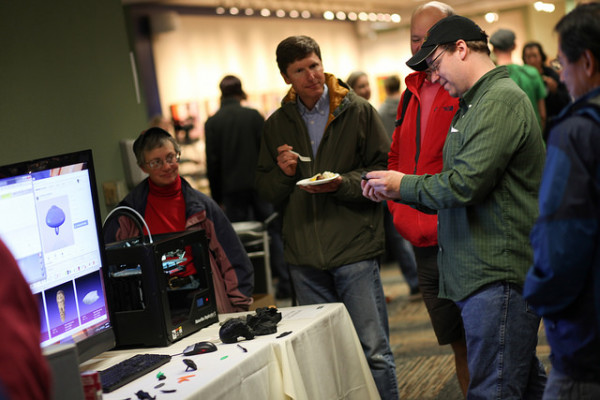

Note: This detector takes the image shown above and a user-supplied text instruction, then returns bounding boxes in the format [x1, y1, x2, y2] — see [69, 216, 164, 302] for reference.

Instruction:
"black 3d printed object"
[246, 307, 282, 335]
[218, 307, 283, 343]
[219, 318, 255, 344]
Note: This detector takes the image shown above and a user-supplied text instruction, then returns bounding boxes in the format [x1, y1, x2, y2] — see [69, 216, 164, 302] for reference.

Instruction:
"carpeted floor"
[381, 262, 551, 400]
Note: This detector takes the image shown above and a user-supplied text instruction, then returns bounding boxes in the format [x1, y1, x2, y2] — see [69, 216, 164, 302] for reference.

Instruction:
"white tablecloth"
[82, 303, 379, 400]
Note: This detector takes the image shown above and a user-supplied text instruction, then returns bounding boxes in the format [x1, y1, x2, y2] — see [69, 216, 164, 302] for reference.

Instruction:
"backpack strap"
[395, 89, 413, 127]
[394, 89, 422, 173]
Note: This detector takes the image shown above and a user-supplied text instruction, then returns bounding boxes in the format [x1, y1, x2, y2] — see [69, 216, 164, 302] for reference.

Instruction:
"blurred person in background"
[491, 28, 547, 131]
[205, 75, 291, 299]
[0, 238, 51, 400]
[522, 41, 571, 141]
[346, 71, 372, 100]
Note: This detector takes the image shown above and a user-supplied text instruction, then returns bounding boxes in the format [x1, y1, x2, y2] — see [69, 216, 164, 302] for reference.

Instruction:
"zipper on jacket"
[311, 195, 327, 267]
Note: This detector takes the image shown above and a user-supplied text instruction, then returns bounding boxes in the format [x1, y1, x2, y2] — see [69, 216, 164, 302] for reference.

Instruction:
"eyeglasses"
[550, 58, 563, 72]
[145, 152, 181, 170]
[427, 49, 446, 73]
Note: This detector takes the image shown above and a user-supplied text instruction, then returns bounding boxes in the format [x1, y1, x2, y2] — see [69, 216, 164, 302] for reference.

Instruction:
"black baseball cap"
[406, 15, 488, 71]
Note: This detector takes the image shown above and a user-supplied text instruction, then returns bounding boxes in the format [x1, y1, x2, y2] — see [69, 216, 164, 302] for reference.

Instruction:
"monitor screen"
[0, 150, 115, 363]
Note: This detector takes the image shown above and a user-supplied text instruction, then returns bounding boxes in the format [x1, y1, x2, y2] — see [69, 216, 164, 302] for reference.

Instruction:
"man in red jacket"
[387, 1, 469, 395]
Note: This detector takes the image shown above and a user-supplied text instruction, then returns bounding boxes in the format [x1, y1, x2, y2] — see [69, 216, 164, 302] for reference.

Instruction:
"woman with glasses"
[523, 41, 571, 141]
[104, 127, 254, 313]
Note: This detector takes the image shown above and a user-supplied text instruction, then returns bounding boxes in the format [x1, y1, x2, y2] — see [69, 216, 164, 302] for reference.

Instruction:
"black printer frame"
[103, 230, 218, 348]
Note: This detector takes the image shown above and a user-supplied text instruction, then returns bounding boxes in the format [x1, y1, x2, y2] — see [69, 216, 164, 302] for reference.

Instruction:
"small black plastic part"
[183, 359, 197, 371]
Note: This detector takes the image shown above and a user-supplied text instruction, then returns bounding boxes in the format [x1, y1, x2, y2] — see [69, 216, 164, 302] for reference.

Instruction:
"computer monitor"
[0, 149, 116, 363]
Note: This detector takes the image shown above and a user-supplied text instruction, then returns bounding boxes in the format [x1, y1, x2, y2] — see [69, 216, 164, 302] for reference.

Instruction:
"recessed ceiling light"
[484, 12, 499, 23]
[534, 1, 555, 12]
[323, 10, 334, 20]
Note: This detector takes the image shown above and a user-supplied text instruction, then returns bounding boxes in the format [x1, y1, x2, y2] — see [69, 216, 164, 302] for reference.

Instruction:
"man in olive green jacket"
[255, 35, 398, 399]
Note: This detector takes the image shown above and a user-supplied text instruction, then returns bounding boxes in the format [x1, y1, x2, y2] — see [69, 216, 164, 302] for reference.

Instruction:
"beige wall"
[150, 3, 567, 117]
[152, 15, 362, 119]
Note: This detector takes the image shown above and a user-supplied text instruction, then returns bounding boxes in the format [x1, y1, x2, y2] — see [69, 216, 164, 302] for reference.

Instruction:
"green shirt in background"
[400, 66, 546, 302]
[506, 64, 547, 129]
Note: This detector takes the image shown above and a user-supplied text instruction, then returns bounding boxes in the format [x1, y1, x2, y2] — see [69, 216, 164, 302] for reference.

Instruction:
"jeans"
[290, 259, 399, 400]
[543, 368, 600, 400]
[456, 282, 547, 400]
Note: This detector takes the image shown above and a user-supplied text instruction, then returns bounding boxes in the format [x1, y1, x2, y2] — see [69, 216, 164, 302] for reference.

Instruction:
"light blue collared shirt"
[297, 84, 329, 157]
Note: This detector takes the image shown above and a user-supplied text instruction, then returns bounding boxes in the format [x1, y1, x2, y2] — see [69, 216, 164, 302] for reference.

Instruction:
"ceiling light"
[484, 12, 499, 23]
[391, 14, 401, 23]
[260, 8, 271, 17]
[229, 7, 239, 15]
[348, 12, 358, 21]
[216, 6, 225, 14]
[336, 11, 346, 20]
[301, 10, 311, 19]
[289, 9, 299, 18]
[358, 12, 368, 21]
[276, 9, 286, 17]
[244, 8, 254, 16]
[323, 11, 334, 20]
[534, 1, 555, 12]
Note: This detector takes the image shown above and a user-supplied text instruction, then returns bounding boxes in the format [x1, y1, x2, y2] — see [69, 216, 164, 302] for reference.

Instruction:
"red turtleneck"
[144, 176, 186, 235]
[145, 176, 197, 278]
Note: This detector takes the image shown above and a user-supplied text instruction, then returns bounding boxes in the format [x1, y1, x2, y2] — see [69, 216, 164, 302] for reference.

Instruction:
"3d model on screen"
[56, 290, 66, 322]
[83, 290, 99, 305]
[46, 205, 65, 235]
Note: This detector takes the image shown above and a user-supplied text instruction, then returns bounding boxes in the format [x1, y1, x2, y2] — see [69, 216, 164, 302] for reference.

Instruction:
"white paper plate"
[296, 173, 340, 186]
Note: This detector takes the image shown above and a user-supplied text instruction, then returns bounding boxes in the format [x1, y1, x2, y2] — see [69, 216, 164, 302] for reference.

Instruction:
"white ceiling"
[124, 0, 545, 24]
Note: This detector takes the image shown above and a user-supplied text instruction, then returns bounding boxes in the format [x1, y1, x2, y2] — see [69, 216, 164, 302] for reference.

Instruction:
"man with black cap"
[362, 14, 547, 398]
[490, 28, 547, 130]
[387, 2, 470, 396]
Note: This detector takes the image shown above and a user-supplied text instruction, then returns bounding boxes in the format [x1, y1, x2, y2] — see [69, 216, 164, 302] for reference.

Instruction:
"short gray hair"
[132, 127, 180, 167]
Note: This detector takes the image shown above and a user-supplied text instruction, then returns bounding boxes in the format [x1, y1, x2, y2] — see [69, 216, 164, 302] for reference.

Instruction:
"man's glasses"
[145, 152, 181, 170]
[550, 58, 563, 72]
[427, 49, 446, 73]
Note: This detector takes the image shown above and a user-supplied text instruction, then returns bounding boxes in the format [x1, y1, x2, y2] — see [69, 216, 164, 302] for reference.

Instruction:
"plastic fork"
[290, 150, 311, 162]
